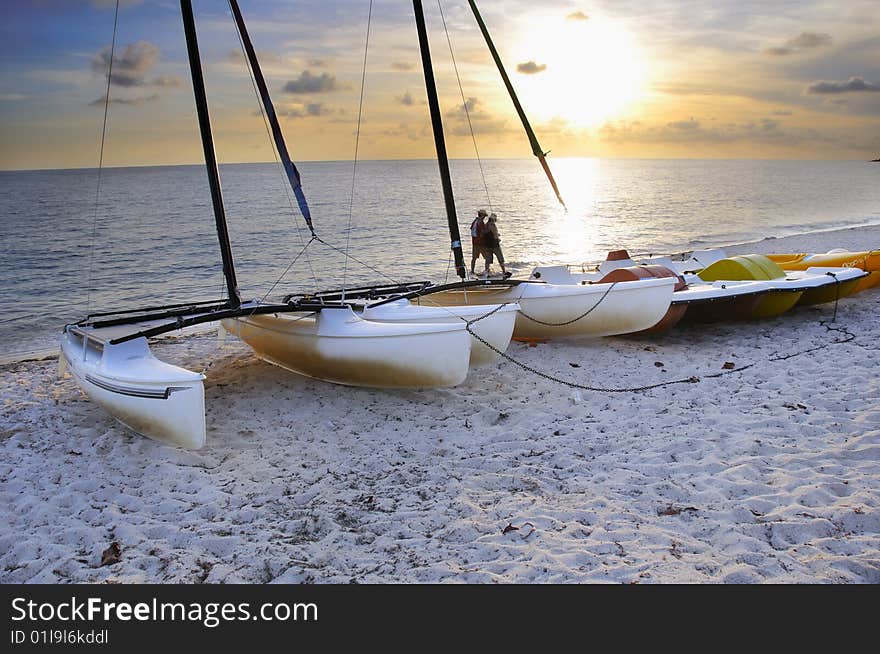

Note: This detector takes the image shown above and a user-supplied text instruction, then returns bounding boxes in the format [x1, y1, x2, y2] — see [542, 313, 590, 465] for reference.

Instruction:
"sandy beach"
[1, 225, 878, 584]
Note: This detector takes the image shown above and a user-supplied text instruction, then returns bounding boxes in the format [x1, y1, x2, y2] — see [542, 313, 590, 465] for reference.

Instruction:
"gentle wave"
[2, 158, 879, 355]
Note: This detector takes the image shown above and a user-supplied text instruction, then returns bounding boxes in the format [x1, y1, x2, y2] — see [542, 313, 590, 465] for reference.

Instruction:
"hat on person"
[477, 209, 488, 217]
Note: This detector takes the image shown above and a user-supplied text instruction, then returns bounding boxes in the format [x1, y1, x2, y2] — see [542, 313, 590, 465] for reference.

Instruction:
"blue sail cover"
[229, 0, 314, 234]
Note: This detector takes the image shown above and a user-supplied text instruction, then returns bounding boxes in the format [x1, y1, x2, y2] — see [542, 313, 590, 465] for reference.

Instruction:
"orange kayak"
[766, 250, 880, 293]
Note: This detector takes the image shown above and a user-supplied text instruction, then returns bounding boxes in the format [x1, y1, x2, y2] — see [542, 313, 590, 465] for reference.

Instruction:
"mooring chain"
[464, 324, 704, 393]
[515, 281, 619, 327]
[463, 302, 860, 394]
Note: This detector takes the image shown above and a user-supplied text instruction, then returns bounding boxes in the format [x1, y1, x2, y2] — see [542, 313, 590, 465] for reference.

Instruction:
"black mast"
[467, 0, 566, 209]
[180, 0, 241, 308]
[413, 0, 467, 280]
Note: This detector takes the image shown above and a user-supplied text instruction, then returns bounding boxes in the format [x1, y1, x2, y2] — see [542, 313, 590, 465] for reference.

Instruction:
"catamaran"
[60, 0, 476, 449]
[219, 0, 519, 369]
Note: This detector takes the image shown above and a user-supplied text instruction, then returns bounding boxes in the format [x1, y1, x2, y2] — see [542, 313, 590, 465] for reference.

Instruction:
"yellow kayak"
[766, 250, 880, 294]
[696, 254, 866, 318]
[697, 255, 802, 319]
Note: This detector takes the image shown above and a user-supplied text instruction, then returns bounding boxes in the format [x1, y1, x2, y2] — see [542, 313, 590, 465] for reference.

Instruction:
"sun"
[509, 14, 647, 127]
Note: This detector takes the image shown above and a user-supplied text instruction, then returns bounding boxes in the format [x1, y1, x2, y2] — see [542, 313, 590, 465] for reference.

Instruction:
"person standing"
[469, 209, 488, 276]
[483, 213, 511, 278]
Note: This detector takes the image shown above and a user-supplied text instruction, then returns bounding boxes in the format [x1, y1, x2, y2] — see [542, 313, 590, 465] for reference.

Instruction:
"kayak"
[668, 247, 879, 295]
[695, 254, 867, 318]
[532, 259, 774, 330]
[766, 250, 880, 294]
[537, 248, 869, 330]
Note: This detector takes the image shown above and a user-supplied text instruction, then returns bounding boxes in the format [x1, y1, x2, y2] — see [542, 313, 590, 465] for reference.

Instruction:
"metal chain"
[463, 296, 858, 394]
[516, 281, 618, 326]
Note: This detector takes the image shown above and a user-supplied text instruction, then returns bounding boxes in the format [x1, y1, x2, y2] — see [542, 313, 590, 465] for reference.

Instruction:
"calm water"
[1, 158, 878, 355]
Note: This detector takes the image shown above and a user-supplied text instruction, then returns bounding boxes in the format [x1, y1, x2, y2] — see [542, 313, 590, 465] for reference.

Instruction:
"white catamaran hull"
[60, 327, 207, 449]
[361, 299, 519, 366]
[223, 306, 472, 388]
[419, 278, 677, 339]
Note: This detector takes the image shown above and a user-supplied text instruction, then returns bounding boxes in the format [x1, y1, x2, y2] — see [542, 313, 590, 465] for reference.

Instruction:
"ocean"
[1, 157, 878, 356]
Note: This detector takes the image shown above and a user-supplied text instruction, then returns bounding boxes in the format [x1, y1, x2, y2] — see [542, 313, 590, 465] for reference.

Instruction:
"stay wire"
[437, 0, 492, 212]
[342, 0, 373, 301]
[229, 0, 319, 291]
[86, 0, 120, 316]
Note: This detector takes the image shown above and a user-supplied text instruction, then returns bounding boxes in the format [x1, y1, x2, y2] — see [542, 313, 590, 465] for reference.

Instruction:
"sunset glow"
[1, 0, 879, 170]
[511, 14, 647, 127]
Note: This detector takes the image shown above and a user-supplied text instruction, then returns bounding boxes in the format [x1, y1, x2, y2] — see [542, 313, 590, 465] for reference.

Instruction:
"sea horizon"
[3, 154, 879, 174]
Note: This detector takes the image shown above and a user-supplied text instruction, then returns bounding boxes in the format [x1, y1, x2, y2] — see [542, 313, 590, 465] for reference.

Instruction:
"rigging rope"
[85, 0, 120, 316]
[437, 0, 493, 213]
[257, 237, 317, 304]
[342, 0, 374, 302]
[228, 0, 319, 292]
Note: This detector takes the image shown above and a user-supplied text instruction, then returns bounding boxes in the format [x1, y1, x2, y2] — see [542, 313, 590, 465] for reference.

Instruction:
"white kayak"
[531, 264, 772, 325]
[60, 325, 207, 449]
[361, 298, 519, 367]
[223, 305, 472, 388]
[417, 278, 677, 339]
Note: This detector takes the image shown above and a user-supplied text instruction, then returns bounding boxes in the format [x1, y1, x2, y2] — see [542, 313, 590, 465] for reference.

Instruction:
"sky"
[1, 0, 879, 170]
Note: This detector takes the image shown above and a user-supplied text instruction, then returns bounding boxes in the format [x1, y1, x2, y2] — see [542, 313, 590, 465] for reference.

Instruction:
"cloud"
[771, 110, 793, 116]
[445, 97, 509, 136]
[278, 102, 332, 118]
[600, 116, 795, 145]
[789, 32, 833, 49]
[806, 76, 880, 94]
[764, 31, 832, 56]
[0, 93, 26, 101]
[454, 97, 479, 113]
[516, 61, 547, 75]
[282, 70, 339, 94]
[397, 91, 415, 106]
[151, 75, 183, 88]
[91, 40, 159, 87]
[567, 11, 589, 21]
[390, 62, 414, 72]
[89, 93, 159, 106]
[667, 117, 700, 130]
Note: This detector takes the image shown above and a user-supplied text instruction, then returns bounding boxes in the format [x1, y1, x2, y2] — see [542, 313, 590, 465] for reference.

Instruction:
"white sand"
[1, 225, 878, 583]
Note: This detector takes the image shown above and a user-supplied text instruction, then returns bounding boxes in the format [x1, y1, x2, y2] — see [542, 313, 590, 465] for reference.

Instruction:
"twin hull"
[60, 328, 207, 449]
[222, 307, 472, 389]
[61, 306, 474, 450]
[361, 299, 519, 366]
[420, 278, 677, 339]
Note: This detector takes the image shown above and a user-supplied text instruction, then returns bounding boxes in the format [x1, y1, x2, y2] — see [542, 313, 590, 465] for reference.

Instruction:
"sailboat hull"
[223, 306, 471, 388]
[421, 278, 677, 339]
[60, 328, 207, 449]
[362, 300, 519, 366]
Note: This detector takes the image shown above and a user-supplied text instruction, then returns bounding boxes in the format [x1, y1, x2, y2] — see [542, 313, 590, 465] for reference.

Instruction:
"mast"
[180, 0, 241, 308]
[228, 0, 315, 235]
[467, 0, 566, 209]
[413, 0, 467, 280]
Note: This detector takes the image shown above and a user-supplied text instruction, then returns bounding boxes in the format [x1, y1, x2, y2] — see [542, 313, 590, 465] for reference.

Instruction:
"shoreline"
[2, 223, 878, 367]
[1, 225, 878, 583]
